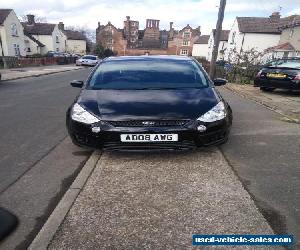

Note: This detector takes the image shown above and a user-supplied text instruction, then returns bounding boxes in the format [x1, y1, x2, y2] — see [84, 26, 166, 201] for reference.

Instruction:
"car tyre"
[260, 87, 275, 92]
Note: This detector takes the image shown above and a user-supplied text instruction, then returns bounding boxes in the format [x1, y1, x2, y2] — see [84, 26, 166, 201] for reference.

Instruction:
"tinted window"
[266, 59, 300, 69]
[82, 56, 97, 60]
[88, 59, 209, 89]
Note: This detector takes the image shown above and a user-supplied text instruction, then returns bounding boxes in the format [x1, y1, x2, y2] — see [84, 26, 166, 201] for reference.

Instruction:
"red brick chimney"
[269, 12, 281, 22]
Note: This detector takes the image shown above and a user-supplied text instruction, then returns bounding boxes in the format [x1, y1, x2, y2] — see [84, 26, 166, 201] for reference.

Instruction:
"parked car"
[76, 55, 99, 66]
[46, 51, 65, 57]
[67, 56, 232, 151]
[254, 58, 300, 91]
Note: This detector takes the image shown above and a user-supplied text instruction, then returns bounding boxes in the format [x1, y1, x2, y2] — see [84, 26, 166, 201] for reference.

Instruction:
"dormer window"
[11, 23, 18, 36]
[230, 32, 236, 44]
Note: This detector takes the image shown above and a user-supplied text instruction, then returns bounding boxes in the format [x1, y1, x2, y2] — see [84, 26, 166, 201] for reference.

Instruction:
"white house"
[263, 15, 300, 61]
[22, 14, 66, 55]
[58, 22, 87, 55]
[207, 29, 229, 61]
[0, 9, 26, 57]
[192, 35, 209, 59]
[224, 12, 298, 62]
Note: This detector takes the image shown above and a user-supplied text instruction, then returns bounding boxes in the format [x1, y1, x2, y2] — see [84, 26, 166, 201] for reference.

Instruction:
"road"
[0, 68, 92, 249]
[219, 87, 300, 249]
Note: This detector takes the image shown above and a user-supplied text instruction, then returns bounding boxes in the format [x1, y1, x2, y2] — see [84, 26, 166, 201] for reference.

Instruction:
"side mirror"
[213, 78, 227, 86]
[70, 80, 84, 88]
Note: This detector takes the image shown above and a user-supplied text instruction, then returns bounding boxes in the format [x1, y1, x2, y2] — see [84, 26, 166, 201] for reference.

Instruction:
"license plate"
[120, 134, 178, 142]
[267, 73, 286, 78]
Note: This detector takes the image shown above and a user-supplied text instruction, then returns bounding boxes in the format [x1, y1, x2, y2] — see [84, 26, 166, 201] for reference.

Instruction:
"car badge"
[142, 121, 155, 126]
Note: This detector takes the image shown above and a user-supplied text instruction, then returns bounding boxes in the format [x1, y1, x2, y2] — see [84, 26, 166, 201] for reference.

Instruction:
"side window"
[56, 35, 59, 43]
[231, 32, 236, 44]
[13, 44, 20, 56]
[11, 23, 18, 36]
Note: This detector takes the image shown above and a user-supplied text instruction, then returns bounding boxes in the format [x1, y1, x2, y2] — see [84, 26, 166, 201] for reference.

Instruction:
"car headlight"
[197, 101, 226, 122]
[71, 103, 100, 124]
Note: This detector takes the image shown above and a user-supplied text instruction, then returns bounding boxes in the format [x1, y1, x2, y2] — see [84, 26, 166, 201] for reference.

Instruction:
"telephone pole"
[209, 0, 226, 79]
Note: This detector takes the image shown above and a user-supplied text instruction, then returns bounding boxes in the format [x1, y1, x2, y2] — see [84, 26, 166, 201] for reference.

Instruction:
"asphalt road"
[218, 87, 300, 249]
[0, 68, 92, 249]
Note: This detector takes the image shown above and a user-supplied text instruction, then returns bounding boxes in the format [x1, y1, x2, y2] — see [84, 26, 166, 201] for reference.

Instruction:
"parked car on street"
[254, 58, 300, 91]
[67, 56, 232, 151]
[76, 55, 99, 66]
[46, 51, 65, 57]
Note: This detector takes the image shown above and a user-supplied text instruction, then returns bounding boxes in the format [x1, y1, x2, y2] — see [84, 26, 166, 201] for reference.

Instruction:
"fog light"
[91, 126, 101, 133]
[197, 125, 207, 132]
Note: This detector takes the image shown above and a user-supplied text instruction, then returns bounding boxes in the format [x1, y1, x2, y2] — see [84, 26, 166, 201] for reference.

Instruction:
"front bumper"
[67, 114, 232, 151]
[254, 78, 300, 90]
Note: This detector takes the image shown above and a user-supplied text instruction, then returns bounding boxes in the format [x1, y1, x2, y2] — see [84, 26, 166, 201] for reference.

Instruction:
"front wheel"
[260, 87, 275, 92]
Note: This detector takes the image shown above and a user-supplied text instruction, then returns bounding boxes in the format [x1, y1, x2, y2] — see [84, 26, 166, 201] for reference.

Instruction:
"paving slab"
[48, 148, 277, 249]
[0, 64, 84, 81]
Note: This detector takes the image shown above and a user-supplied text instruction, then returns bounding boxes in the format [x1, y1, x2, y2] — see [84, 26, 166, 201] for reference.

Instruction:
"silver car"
[76, 55, 100, 66]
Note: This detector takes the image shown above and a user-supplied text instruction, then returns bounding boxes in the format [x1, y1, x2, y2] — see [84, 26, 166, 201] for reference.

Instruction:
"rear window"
[87, 59, 209, 90]
[82, 56, 96, 60]
[265, 59, 300, 69]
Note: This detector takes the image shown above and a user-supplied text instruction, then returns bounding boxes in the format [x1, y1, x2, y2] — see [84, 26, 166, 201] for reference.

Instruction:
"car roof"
[104, 55, 192, 62]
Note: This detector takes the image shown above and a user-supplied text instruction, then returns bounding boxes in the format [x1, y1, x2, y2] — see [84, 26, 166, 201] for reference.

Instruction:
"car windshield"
[265, 59, 300, 69]
[87, 58, 209, 89]
[82, 56, 96, 60]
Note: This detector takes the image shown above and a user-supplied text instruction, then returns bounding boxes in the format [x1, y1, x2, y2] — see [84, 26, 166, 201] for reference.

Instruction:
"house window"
[130, 38, 135, 42]
[131, 30, 136, 35]
[11, 23, 18, 36]
[182, 40, 190, 46]
[230, 32, 236, 44]
[56, 35, 59, 43]
[56, 48, 59, 52]
[107, 38, 113, 44]
[131, 22, 136, 27]
[180, 49, 188, 55]
[27, 47, 31, 52]
[13, 44, 20, 56]
[183, 31, 191, 38]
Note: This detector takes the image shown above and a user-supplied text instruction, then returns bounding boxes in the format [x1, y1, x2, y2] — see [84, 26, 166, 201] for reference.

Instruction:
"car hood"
[77, 88, 220, 121]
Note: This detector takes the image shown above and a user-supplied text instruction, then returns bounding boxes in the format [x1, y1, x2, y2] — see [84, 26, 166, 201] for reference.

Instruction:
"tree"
[93, 44, 116, 58]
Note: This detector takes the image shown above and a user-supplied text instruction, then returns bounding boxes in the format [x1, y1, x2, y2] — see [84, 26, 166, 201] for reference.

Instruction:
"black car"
[254, 58, 300, 91]
[67, 56, 232, 151]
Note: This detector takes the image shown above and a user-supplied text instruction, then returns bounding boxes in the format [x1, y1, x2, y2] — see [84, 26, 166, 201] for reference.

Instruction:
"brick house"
[96, 16, 201, 56]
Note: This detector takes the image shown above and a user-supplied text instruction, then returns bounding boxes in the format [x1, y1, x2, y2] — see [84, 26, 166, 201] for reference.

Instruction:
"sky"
[2, 0, 300, 35]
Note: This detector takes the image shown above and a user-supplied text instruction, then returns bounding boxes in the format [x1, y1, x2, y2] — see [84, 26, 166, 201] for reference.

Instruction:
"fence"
[0, 56, 77, 69]
[194, 57, 261, 84]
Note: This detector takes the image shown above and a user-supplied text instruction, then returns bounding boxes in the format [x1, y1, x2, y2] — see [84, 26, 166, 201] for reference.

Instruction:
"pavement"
[0, 64, 84, 81]
[0, 68, 92, 249]
[219, 87, 300, 250]
[225, 83, 300, 123]
[45, 149, 275, 250]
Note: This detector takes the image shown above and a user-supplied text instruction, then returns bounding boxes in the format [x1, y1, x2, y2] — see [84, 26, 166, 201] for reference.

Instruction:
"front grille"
[107, 120, 189, 127]
[103, 141, 196, 151]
